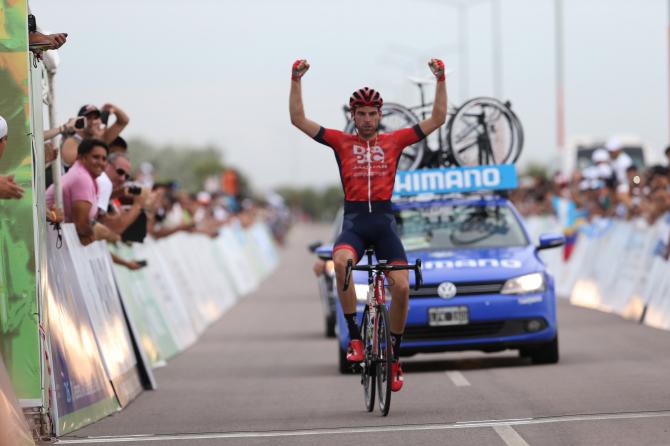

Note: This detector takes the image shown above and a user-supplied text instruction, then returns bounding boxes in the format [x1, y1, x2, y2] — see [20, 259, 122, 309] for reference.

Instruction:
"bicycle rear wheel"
[344, 102, 426, 171]
[446, 97, 521, 166]
[375, 304, 393, 416]
[360, 306, 375, 412]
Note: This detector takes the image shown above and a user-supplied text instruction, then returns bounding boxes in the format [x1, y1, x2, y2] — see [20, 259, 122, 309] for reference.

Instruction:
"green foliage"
[125, 138, 249, 193]
[521, 162, 549, 180]
[276, 185, 343, 221]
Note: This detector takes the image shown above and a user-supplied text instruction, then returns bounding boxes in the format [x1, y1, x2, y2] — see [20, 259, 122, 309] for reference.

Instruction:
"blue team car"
[316, 194, 565, 374]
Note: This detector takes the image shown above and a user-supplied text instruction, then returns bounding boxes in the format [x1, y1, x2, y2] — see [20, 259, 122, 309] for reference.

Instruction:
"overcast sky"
[31, 0, 668, 191]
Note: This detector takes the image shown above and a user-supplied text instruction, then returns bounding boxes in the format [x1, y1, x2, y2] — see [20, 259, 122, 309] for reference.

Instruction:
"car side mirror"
[315, 244, 334, 260]
[307, 240, 322, 253]
[537, 233, 565, 250]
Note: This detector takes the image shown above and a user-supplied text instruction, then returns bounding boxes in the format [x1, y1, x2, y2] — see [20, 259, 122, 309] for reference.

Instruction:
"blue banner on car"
[393, 165, 518, 196]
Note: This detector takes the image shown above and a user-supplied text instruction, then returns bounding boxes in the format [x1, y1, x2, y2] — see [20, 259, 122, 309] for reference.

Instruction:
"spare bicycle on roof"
[343, 77, 523, 170]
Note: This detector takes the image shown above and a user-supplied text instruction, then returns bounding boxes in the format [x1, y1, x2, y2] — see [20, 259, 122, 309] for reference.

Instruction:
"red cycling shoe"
[346, 339, 364, 362]
[391, 361, 404, 392]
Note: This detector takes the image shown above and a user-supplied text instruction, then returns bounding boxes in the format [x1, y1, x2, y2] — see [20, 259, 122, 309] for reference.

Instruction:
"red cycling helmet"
[349, 87, 383, 111]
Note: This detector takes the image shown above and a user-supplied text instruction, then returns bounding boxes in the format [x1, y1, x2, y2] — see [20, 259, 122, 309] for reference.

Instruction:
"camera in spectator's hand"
[74, 116, 86, 129]
[127, 185, 142, 196]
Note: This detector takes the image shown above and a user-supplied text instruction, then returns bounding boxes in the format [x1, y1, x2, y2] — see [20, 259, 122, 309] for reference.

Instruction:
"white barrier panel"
[61, 225, 143, 408]
[47, 227, 120, 435]
[155, 236, 210, 334]
[248, 222, 280, 278]
[134, 239, 199, 351]
[641, 214, 670, 330]
[111, 243, 180, 366]
[215, 226, 259, 296]
[525, 214, 670, 331]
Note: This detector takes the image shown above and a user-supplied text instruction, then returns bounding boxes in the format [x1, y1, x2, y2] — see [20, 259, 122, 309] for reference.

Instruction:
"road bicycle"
[342, 248, 422, 416]
[342, 78, 523, 170]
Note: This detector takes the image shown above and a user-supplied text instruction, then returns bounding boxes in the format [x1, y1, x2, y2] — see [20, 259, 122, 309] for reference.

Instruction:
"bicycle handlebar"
[342, 259, 423, 292]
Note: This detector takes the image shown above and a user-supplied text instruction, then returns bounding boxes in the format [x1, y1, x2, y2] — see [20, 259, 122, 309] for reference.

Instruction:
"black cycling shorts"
[334, 201, 407, 264]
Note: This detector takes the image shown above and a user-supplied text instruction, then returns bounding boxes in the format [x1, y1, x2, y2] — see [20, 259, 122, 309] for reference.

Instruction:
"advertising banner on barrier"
[0, 0, 42, 403]
[46, 228, 119, 435]
[135, 240, 198, 351]
[111, 244, 179, 365]
[393, 165, 518, 197]
[157, 235, 209, 333]
[215, 226, 259, 295]
[61, 225, 142, 408]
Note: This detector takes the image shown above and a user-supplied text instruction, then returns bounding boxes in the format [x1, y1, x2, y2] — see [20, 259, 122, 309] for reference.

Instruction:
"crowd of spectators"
[510, 137, 670, 229]
[27, 100, 289, 270]
[4, 101, 290, 271]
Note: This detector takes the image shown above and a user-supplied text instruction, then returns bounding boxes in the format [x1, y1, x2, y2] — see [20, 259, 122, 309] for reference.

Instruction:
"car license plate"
[428, 306, 469, 326]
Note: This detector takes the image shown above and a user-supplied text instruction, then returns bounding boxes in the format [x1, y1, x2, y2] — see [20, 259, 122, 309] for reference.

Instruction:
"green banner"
[0, 0, 41, 401]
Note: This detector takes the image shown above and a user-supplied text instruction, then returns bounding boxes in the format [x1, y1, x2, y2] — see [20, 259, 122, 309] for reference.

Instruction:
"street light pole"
[555, 0, 565, 152]
[492, 0, 503, 98]
[458, 3, 469, 101]
[424, 0, 503, 101]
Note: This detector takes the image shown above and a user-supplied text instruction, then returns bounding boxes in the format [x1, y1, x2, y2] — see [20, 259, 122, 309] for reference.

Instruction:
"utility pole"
[555, 0, 565, 152]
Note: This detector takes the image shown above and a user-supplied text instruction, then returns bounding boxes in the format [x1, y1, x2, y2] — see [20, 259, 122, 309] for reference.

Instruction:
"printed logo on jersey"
[353, 145, 385, 164]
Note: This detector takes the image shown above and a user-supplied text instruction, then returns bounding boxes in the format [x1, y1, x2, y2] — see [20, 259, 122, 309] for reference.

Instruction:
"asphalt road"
[56, 224, 670, 446]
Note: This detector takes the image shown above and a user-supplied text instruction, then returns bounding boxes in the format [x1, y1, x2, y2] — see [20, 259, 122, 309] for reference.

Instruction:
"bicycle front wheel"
[360, 306, 375, 412]
[375, 305, 393, 416]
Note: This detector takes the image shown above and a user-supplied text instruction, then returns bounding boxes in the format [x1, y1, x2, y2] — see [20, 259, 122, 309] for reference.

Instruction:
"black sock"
[391, 332, 403, 361]
[345, 313, 361, 340]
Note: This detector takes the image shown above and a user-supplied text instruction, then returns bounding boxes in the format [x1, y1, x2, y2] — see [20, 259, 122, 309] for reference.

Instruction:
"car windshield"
[395, 203, 528, 250]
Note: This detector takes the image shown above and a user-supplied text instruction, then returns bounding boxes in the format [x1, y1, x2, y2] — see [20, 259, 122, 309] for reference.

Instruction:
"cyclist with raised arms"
[289, 59, 447, 391]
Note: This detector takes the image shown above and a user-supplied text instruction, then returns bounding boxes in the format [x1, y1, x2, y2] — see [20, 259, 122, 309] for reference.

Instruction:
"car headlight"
[501, 272, 545, 294]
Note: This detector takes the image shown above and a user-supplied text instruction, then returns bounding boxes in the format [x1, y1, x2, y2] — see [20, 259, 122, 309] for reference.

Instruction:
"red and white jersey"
[314, 125, 425, 206]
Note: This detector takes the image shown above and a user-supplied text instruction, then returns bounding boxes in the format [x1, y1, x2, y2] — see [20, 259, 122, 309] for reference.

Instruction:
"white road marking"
[446, 371, 471, 387]
[494, 425, 531, 446]
[55, 410, 670, 444]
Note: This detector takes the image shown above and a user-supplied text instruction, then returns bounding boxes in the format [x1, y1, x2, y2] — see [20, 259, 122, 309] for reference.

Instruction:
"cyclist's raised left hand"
[428, 58, 445, 82]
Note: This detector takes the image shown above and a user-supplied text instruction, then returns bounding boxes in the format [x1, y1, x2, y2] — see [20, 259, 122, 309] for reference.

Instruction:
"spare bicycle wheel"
[445, 97, 523, 166]
[344, 102, 426, 171]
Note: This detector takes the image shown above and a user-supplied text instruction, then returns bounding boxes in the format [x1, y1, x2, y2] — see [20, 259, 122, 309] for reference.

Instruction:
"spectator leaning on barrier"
[0, 116, 25, 200]
[46, 139, 109, 245]
[27, 9, 68, 56]
[61, 104, 129, 167]
[96, 152, 150, 235]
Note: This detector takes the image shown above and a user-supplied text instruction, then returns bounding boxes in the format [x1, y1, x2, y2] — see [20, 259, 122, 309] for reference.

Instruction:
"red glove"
[429, 58, 445, 82]
[292, 59, 310, 81]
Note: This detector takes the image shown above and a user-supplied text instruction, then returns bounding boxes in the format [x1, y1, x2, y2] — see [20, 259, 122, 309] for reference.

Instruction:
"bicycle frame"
[362, 250, 387, 360]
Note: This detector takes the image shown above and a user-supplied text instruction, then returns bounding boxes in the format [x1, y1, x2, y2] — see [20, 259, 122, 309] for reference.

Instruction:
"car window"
[396, 204, 528, 250]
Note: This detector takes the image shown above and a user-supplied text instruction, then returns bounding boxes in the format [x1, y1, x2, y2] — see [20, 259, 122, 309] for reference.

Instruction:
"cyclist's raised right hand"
[292, 59, 310, 81]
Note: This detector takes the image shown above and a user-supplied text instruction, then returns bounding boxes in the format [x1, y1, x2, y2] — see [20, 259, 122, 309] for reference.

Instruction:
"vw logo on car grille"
[437, 281, 457, 299]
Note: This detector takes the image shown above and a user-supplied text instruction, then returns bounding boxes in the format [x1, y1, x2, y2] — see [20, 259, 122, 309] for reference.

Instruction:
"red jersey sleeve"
[314, 127, 345, 151]
[389, 124, 426, 149]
